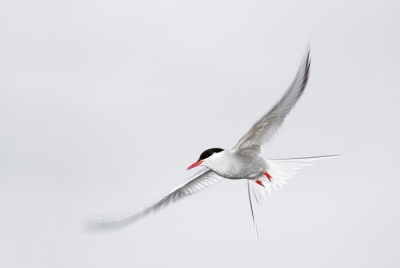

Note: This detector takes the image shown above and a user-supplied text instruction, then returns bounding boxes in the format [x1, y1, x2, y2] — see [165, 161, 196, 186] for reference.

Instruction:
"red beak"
[187, 160, 204, 170]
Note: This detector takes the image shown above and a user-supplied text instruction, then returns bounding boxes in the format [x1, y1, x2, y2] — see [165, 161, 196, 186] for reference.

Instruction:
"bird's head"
[187, 148, 224, 170]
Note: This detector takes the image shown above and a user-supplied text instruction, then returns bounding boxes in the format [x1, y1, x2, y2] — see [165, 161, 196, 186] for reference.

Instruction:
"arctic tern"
[86, 47, 339, 236]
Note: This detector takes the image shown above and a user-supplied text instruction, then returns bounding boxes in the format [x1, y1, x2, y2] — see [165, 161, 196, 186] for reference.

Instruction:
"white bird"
[86, 47, 339, 237]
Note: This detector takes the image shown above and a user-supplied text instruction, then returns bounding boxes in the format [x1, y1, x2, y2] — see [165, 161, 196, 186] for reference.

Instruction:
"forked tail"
[247, 155, 341, 239]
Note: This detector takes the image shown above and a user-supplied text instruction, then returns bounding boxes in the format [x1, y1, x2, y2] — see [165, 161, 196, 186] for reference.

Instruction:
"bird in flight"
[86, 47, 339, 237]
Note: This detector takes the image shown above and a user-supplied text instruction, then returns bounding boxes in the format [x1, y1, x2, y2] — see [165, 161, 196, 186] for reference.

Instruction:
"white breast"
[202, 150, 267, 180]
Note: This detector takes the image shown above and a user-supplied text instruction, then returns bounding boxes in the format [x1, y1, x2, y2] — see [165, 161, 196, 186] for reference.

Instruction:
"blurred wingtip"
[82, 215, 122, 234]
[82, 214, 140, 233]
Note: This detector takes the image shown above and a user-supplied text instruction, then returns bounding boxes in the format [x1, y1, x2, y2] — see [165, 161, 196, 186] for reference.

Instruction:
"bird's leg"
[255, 171, 272, 187]
[263, 171, 272, 181]
[255, 180, 265, 187]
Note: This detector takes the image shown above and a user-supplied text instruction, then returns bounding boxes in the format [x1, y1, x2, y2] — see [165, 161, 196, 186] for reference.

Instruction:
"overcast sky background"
[1, 0, 399, 267]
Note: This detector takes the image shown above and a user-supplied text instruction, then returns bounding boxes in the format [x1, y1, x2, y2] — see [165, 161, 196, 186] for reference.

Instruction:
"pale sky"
[1, 0, 399, 267]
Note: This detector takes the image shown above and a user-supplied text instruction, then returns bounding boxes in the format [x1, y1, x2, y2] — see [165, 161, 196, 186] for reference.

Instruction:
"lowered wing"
[86, 169, 224, 231]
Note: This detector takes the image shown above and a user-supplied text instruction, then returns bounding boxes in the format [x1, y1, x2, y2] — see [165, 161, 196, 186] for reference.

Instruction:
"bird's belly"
[213, 154, 267, 180]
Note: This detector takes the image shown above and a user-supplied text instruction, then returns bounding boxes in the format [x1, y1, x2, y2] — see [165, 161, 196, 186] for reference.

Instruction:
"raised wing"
[85, 169, 224, 231]
[232, 48, 311, 154]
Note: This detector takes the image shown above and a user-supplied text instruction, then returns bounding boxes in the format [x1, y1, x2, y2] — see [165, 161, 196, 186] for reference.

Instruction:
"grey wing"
[85, 169, 223, 231]
[232, 47, 311, 154]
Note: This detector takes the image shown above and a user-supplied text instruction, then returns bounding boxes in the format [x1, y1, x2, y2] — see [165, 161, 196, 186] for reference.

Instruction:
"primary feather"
[233, 47, 311, 154]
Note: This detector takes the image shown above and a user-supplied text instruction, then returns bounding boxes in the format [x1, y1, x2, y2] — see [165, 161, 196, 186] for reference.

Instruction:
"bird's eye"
[204, 153, 210, 158]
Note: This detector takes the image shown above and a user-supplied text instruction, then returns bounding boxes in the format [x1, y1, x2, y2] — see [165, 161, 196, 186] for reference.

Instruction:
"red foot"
[264, 171, 272, 181]
[255, 180, 265, 187]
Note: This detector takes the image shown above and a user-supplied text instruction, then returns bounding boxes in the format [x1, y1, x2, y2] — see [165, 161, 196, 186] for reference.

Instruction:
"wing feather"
[85, 169, 223, 231]
[233, 47, 311, 154]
